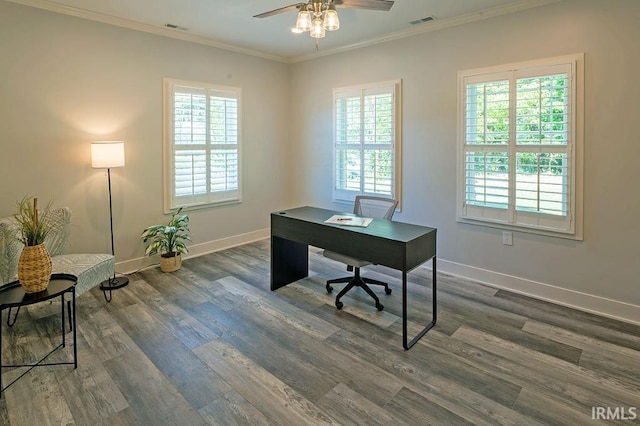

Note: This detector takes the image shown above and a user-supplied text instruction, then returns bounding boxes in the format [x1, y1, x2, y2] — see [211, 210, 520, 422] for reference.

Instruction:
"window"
[457, 55, 583, 238]
[163, 78, 241, 212]
[333, 80, 402, 205]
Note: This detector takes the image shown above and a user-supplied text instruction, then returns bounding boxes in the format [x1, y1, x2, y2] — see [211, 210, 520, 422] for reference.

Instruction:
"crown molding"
[8, 0, 560, 64]
[6, 0, 289, 63]
[289, 0, 561, 63]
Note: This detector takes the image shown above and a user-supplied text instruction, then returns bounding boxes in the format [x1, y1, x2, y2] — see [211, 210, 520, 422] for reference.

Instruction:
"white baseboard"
[117, 231, 640, 326]
[437, 259, 640, 326]
[116, 228, 270, 275]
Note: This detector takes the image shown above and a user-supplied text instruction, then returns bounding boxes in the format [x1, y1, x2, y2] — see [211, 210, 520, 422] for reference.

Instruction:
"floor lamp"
[91, 141, 129, 302]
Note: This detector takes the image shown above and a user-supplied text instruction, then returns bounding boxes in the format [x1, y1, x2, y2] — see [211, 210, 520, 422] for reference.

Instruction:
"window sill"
[165, 198, 241, 215]
[457, 217, 583, 241]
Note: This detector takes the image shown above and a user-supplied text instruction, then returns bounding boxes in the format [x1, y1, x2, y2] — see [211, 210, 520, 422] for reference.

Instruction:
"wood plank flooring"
[1, 239, 639, 425]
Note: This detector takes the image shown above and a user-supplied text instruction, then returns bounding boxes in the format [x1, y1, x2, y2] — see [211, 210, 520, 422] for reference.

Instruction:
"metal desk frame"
[270, 206, 437, 349]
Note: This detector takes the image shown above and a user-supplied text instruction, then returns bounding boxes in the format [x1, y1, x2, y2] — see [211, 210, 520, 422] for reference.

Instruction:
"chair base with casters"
[323, 195, 398, 311]
[323, 251, 392, 311]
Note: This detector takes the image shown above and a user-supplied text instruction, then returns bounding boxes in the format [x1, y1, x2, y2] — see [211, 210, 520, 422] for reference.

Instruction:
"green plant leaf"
[140, 208, 191, 257]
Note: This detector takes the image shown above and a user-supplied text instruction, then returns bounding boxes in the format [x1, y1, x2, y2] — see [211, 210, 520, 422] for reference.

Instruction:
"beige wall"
[1, 0, 638, 321]
[289, 0, 640, 316]
[0, 2, 291, 266]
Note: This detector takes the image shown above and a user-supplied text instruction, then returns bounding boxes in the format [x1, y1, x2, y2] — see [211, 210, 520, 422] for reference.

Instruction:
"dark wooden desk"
[271, 206, 437, 349]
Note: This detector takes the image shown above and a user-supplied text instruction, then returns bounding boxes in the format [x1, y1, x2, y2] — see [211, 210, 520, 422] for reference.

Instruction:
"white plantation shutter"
[209, 95, 239, 194]
[458, 56, 582, 236]
[164, 79, 241, 211]
[463, 77, 511, 222]
[333, 80, 401, 204]
[514, 68, 570, 230]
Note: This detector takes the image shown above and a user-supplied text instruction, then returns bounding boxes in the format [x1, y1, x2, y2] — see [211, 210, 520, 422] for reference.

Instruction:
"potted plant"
[141, 208, 191, 272]
[14, 196, 54, 292]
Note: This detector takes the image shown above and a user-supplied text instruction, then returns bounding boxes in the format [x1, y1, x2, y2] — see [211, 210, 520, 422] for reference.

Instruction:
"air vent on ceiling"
[410, 16, 436, 25]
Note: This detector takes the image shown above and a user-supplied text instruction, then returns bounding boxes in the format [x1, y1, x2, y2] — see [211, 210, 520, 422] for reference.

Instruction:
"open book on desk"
[324, 215, 374, 228]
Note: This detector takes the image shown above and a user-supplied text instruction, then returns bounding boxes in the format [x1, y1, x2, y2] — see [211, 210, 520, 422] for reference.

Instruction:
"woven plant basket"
[18, 244, 52, 293]
[160, 253, 182, 273]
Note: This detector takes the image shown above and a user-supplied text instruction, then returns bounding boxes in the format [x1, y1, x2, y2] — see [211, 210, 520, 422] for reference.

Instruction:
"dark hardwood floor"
[1, 239, 639, 425]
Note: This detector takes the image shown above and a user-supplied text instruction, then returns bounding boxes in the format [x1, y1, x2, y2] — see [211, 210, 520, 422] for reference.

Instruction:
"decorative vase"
[160, 253, 182, 273]
[18, 244, 52, 293]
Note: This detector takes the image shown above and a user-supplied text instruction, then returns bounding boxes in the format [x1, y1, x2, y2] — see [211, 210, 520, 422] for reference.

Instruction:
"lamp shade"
[324, 9, 339, 31]
[91, 141, 125, 168]
[296, 10, 312, 32]
[310, 17, 325, 38]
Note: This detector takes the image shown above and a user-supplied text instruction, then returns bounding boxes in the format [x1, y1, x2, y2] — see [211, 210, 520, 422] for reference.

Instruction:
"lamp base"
[99, 276, 129, 291]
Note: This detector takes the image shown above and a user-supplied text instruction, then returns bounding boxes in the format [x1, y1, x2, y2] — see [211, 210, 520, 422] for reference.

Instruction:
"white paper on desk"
[324, 215, 374, 227]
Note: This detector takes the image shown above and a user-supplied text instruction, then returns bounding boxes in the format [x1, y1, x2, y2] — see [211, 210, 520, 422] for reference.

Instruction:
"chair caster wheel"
[326, 285, 333, 294]
[335, 301, 343, 310]
[385, 288, 392, 295]
[376, 303, 384, 311]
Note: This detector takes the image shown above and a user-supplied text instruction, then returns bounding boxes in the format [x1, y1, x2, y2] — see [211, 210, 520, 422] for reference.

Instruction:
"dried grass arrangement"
[14, 196, 54, 246]
[14, 196, 54, 292]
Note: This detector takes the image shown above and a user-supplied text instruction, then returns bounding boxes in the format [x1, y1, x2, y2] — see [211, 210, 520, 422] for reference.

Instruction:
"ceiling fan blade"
[253, 3, 306, 18]
[334, 0, 394, 11]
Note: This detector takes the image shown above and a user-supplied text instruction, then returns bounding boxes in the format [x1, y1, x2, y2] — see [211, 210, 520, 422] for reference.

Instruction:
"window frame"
[456, 54, 584, 239]
[332, 79, 402, 208]
[163, 78, 242, 213]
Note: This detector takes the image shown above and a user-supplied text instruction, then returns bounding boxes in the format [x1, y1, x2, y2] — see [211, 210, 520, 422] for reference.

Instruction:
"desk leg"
[403, 257, 437, 350]
[271, 236, 309, 291]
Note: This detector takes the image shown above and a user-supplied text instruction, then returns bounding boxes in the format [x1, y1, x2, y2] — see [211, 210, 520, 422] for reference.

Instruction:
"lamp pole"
[91, 141, 129, 302]
[108, 167, 115, 258]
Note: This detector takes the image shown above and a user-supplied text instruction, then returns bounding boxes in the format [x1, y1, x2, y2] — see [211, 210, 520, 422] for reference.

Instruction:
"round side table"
[0, 273, 78, 397]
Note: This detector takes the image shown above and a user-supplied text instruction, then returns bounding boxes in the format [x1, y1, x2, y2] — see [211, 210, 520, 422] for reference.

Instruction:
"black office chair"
[323, 195, 399, 311]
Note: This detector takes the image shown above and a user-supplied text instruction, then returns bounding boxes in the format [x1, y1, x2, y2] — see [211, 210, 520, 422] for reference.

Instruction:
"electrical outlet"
[502, 231, 513, 246]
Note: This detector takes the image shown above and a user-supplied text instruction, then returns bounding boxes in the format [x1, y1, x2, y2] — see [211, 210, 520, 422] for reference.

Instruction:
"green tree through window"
[334, 81, 401, 203]
[458, 55, 582, 236]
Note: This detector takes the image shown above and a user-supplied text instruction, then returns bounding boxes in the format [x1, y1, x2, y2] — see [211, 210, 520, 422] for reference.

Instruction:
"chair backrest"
[0, 207, 71, 285]
[44, 207, 72, 257]
[354, 196, 398, 220]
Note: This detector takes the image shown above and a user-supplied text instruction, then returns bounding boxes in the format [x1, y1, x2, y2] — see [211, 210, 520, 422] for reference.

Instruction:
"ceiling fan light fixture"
[323, 8, 340, 31]
[253, 0, 394, 48]
[310, 16, 326, 38]
[296, 10, 312, 32]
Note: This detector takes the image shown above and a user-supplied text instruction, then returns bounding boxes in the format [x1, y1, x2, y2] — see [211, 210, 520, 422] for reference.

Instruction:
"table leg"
[271, 236, 309, 290]
[403, 257, 437, 350]
[67, 301, 72, 332]
[72, 287, 77, 369]
[61, 293, 65, 348]
[6, 307, 20, 327]
[1, 309, 3, 397]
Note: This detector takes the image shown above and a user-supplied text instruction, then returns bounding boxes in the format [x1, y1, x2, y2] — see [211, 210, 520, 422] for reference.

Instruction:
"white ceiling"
[9, 0, 556, 62]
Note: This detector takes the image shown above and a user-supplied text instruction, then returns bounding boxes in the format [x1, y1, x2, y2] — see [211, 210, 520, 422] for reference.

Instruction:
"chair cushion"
[52, 254, 114, 296]
[323, 250, 372, 268]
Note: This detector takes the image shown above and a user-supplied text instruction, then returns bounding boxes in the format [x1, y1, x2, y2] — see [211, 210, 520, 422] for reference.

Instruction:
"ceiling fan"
[254, 0, 395, 19]
[254, 0, 394, 42]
